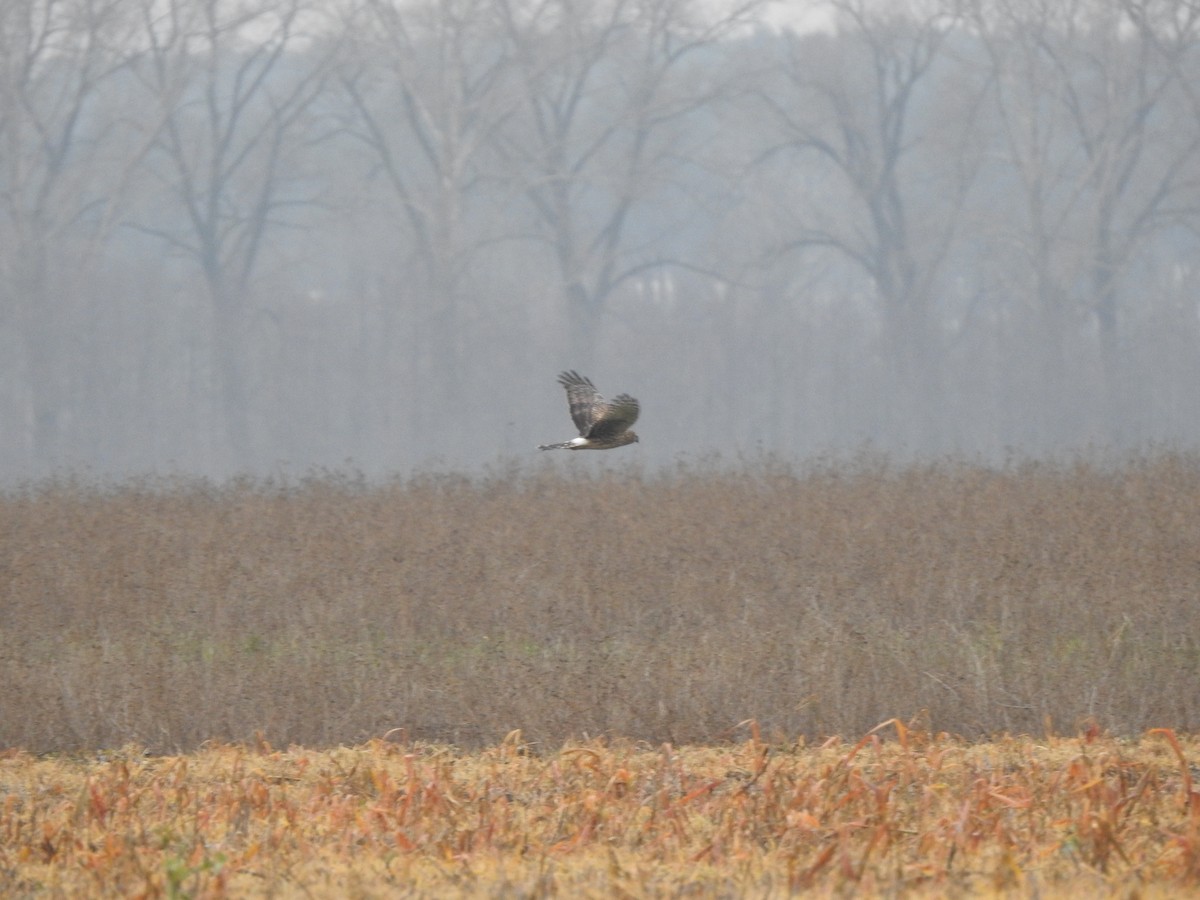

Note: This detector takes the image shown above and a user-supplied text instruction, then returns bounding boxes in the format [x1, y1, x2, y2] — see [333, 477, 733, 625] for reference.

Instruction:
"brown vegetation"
[2, 727, 1199, 897]
[1, 453, 1198, 753]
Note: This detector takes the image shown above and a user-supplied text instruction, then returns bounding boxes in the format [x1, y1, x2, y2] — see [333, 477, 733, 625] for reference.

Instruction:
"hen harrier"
[538, 371, 640, 450]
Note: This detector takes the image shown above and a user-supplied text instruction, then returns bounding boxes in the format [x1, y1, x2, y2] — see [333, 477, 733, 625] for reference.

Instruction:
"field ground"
[2, 454, 1199, 752]
[3, 455, 1199, 895]
[2, 726, 1199, 897]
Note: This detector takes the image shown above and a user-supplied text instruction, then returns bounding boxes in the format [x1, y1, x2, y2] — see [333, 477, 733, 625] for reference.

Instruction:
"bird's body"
[539, 371, 640, 450]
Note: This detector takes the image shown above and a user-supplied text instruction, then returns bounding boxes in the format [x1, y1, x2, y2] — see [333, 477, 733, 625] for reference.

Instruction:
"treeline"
[2, 0, 1199, 480]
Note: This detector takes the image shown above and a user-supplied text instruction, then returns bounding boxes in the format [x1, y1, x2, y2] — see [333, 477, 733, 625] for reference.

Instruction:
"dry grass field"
[2, 453, 1200, 895]
[1, 453, 1197, 752]
[2, 726, 1199, 897]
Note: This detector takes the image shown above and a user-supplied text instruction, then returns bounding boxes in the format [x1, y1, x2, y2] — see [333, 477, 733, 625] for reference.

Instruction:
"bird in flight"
[539, 371, 640, 450]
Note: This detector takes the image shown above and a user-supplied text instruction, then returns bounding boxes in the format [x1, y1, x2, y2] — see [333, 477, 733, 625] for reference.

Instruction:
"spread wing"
[556, 371, 640, 439]
[558, 370, 604, 435]
[588, 393, 639, 440]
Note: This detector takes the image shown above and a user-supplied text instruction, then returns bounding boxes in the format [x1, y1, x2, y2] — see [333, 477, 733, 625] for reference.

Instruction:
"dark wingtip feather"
[558, 370, 594, 389]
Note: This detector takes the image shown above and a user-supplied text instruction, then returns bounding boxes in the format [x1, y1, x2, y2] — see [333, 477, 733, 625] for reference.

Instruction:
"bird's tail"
[538, 441, 572, 450]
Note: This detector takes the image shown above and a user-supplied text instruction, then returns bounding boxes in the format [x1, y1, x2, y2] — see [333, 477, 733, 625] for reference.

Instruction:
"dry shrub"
[1, 452, 1197, 752]
[2, 729, 1199, 896]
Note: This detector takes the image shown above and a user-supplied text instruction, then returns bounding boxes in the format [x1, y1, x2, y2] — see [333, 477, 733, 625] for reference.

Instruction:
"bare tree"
[750, 0, 984, 443]
[129, 0, 336, 467]
[339, 0, 512, 307]
[969, 0, 1200, 441]
[336, 0, 516, 432]
[491, 0, 767, 367]
[0, 0, 148, 468]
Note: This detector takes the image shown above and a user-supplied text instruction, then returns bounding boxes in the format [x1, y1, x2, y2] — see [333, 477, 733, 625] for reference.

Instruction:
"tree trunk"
[13, 241, 65, 472]
[210, 279, 253, 469]
[1093, 262, 1123, 447]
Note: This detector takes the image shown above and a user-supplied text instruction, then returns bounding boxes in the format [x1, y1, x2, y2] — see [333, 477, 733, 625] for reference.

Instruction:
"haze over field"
[2, 0, 1200, 482]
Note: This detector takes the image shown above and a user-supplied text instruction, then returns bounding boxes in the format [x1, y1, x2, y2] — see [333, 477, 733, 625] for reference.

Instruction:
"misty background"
[3, 0, 1199, 483]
